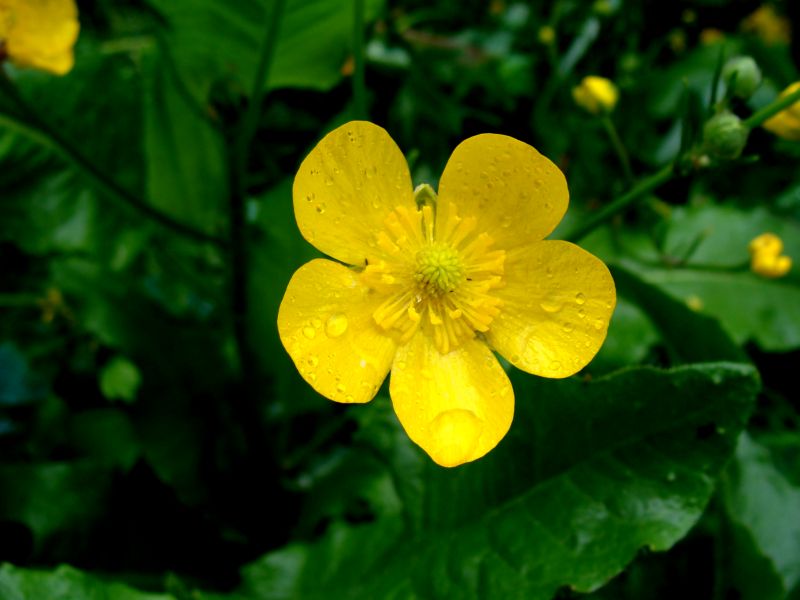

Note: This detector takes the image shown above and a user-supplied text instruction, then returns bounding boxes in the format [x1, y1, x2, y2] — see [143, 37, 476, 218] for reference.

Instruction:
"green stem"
[228, 0, 286, 397]
[566, 85, 800, 243]
[601, 115, 634, 183]
[352, 0, 367, 119]
[565, 164, 674, 243]
[0, 70, 225, 247]
[744, 85, 800, 128]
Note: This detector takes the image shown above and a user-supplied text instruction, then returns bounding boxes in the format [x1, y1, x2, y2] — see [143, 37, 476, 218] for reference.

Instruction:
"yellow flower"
[741, 5, 791, 45]
[763, 82, 800, 141]
[0, 0, 79, 75]
[749, 233, 792, 278]
[278, 122, 616, 467]
[573, 76, 618, 115]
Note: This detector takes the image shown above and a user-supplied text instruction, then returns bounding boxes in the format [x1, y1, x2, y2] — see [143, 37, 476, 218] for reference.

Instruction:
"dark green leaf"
[221, 363, 758, 599]
[0, 564, 174, 600]
[721, 433, 800, 600]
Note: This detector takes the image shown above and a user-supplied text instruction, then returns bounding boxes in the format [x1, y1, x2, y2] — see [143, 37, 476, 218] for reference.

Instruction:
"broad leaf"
[0, 564, 174, 600]
[214, 363, 758, 599]
[148, 0, 385, 98]
[721, 433, 800, 600]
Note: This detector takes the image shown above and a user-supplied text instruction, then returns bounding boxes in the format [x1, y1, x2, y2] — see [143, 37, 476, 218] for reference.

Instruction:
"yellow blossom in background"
[749, 233, 792, 278]
[0, 0, 79, 75]
[699, 28, 725, 45]
[573, 76, 618, 115]
[538, 26, 555, 45]
[763, 82, 800, 141]
[741, 5, 791, 45]
[278, 122, 616, 467]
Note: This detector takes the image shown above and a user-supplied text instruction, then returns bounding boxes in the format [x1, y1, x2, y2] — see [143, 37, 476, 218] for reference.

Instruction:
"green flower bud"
[722, 56, 762, 99]
[702, 111, 749, 160]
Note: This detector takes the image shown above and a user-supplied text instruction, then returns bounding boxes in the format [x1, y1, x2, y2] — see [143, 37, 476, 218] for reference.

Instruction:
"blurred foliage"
[1, 0, 799, 599]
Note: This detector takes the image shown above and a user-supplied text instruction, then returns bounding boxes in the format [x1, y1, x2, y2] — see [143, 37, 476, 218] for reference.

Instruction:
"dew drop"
[546, 266, 554, 278]
[307, 355, 319, 368]
[578, 308, 586, 319]
[302, 326, 316, 339]
[325, 313, 348, 338]
[312, 318, 322, 328]
[575, 292, 586, 305]
[307, 373, 317, 382]
[540, 300, 561, 313]
[550, 360, 562, 371]
[345, 394, 354, 402]
[306, 193, 315, 203]
[593, 319, 604, 331]
[336, 383, 347, 394]
[316, 204, 326, 214]
[324, 177, 334, 187]
[562, 322, 574, 333]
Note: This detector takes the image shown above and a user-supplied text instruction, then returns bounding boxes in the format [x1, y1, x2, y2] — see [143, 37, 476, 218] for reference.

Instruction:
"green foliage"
[222, 363, 757, 599]
[1, 1, 798, 599]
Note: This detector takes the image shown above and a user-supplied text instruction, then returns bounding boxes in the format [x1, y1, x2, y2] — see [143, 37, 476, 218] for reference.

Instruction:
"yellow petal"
[437, 134, 568, 252]
[487, 240, 615, 378]
[278, 259, 397, 403]
[390, 331, 514, 467]
[293, 121, 415, 266]
[763, 109, 800, 141]
[4, 0, 80, 76]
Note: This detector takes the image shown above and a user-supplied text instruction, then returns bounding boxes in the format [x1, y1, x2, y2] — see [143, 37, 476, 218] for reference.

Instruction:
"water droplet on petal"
[550, 360, 562, 371]
[575, 292, 586, 305]
[302, 326, 316, 339]
[324, 177, 334, 187]
[325, 313, 348, 338]
[336, 383, 347, 394]
[578, 308, 586, 319]
[307, 355, 319, 368]
[540, 300, 561, 313]
[562, 322, 574, 333]
[316, 204, 326, 214]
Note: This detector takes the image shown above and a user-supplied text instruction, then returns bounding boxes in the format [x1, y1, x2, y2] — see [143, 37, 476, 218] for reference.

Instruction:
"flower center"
[414, 243, 465, 295]
[361, 193, 506, 354]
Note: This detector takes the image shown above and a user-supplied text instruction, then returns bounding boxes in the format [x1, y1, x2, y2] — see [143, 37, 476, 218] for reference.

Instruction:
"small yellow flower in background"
[537, 26, 555, 45]
[741, 5, 791, 45]
[699, 28, 726, 45]
[749, 233, 792, 278]
[278, 122, 616, 467]
[0, 0, 79, 75]
[573, 76, 618, 115]
[763, 82, 800, 141]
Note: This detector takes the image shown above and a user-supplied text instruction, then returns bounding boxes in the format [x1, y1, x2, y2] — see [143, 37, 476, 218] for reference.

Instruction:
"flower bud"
[572, 76, 618, 115]
[722, 56, 762, 99]
[702, 111, 749, 160]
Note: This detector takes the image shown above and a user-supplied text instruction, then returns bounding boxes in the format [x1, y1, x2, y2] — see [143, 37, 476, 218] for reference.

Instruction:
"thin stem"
[565, 164, 674, 243]
[566, 87, 800, 243]
[352, 0, 367, 119]
[601, 115, 634, 183]
[744, 85, 800, 128]
[228, 0, 286, 394]
[0, 70, 226, 247]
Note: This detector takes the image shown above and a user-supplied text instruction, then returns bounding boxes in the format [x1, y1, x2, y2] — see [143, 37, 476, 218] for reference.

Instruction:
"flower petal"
[6, 0, 80, 75]
[278, 259, 397, 403]
[293, 121, 415, 266]
[487, 240, 615, 378]
[390, 332, 514, 467]
[437, 134, 568, 250]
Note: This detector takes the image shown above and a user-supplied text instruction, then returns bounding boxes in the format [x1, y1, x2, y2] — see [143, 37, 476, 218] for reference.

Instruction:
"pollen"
[362, 195, 506, 354]
[414, 244, 465, 295]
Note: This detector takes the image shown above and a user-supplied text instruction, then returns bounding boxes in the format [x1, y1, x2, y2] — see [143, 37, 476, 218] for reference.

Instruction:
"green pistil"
[414, 244, 464, 294]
